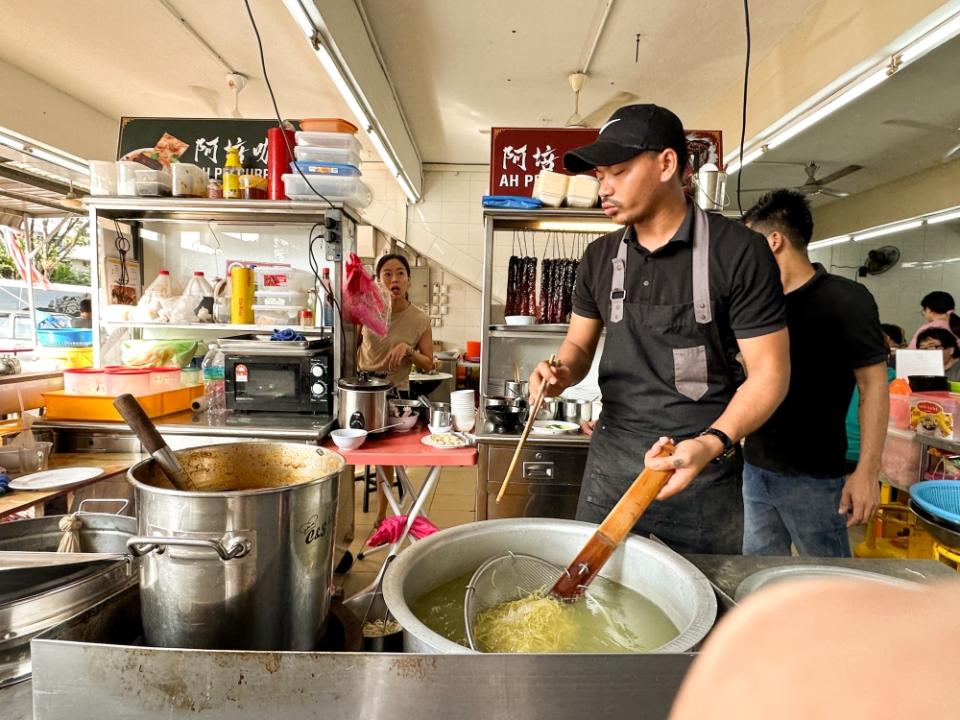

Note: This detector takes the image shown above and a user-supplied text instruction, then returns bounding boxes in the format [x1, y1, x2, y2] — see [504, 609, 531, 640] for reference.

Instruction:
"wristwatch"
[698, 428, 737, 464]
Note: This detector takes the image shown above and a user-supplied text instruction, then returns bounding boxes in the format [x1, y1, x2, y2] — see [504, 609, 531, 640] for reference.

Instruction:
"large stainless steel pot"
[383, 518, 716, 654]
[337, 373, 391, 431]
[127, 442, 344, 651]
[0, 506, 137, 688]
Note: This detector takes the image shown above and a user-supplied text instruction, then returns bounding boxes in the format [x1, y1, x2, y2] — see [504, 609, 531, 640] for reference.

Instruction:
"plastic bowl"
[331, 428, 368, 450]
[504, 315, 537, 326]
[391, 413, 419, 432]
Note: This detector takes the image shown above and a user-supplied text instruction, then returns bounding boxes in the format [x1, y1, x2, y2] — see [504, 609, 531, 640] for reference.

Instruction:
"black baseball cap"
[564, 104, 688, 173]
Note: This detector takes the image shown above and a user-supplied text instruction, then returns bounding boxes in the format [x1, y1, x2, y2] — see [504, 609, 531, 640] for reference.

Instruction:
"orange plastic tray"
[42, 385, 203, 421]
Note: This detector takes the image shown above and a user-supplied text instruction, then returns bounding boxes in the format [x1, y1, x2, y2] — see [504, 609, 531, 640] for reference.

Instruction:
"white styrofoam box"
[282, 174, 372, 208]
[565, 175, 600, 208]
[533, 170, 569, 207]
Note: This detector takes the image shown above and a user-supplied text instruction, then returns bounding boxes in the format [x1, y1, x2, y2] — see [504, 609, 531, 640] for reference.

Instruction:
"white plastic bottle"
[184, 271, 215, 321]
[143, 269, 178, 299]
[201, 342, 226, 419]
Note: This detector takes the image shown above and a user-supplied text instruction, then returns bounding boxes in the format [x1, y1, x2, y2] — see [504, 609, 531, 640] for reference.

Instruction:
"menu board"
[117, 118, 302, 180]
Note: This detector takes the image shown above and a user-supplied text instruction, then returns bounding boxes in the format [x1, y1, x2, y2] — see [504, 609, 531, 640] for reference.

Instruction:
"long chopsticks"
[496, 354, 558, 503]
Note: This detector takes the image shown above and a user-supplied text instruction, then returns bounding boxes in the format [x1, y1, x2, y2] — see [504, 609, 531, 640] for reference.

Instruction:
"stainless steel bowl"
[561, 399, 592, 424]
[536, 396, 561, 421]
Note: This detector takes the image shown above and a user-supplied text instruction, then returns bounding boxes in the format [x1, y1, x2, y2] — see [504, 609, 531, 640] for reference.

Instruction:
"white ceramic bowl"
[330, 428, 368, 450]
[428, 424, 452, 435]
[392, 413, 419, 432]
[504, 315, 537, 326]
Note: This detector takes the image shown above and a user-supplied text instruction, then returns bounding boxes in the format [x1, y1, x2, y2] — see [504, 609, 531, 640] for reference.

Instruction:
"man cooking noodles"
[530, 104, 790, 554]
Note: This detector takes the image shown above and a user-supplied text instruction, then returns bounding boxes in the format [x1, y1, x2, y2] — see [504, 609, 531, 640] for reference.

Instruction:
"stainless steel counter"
[473, 419, 592, 446]
[36, 411, 337, 441]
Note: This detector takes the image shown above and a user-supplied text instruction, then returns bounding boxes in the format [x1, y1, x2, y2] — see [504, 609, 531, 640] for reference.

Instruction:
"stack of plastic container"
[283, 118, 373, 208]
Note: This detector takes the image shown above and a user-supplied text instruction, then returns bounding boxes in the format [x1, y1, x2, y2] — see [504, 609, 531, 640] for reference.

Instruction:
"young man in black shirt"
[742, 190, 888, 556]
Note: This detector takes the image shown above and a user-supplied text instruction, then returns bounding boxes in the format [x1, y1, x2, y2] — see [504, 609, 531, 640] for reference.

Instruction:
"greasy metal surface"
[733, 564, 917, 601]
[129, 443, 344, 650]
[474, 420, 592, 446]
[29, 587, 694, 720]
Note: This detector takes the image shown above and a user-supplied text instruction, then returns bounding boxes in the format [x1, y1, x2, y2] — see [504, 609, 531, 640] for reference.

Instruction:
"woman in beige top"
[358, 253, 435, 523]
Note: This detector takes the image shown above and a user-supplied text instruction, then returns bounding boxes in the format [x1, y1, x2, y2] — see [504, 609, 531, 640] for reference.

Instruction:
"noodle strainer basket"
[463, 551, 567, 651]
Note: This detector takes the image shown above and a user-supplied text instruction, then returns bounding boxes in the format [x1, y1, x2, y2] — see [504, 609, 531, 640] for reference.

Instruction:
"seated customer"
[70, 298, 93, 328]
[916, 326, 960, 381]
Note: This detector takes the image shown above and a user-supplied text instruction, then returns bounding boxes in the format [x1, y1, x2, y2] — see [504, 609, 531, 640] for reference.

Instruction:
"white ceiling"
[0, 0, 374, 156]
[730, 34, 960, 209]
[360, 0, 827, 163]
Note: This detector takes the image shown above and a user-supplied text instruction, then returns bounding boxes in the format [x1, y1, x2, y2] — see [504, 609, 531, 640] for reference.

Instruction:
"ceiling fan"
[883, 118, 960, 162]
[564, 72, 638, 128]
[740, 162, 864, 198]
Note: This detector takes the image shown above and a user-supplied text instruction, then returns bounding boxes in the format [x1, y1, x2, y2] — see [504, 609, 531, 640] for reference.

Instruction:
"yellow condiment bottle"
[222, 146, 242, 200]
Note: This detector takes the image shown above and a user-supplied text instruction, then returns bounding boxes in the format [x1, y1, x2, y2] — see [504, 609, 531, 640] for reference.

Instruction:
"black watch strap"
[699, 428, 737, 463]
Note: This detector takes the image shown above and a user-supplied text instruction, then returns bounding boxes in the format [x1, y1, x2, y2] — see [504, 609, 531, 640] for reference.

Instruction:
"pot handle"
[78, 498, 130, 515]
[127, 535, 251, 560]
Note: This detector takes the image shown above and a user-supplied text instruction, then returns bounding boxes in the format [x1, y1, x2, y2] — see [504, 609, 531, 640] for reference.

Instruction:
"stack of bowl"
[450, 389, 476, 432]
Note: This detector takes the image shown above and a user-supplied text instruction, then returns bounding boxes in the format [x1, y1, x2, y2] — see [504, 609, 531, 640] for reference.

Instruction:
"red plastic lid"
[105, 367, 151, 375]
[193, 271, 205, 276]
[150, 367, 181, 373]
[64, 368, 104, 374]
[159, 270, 170, 276]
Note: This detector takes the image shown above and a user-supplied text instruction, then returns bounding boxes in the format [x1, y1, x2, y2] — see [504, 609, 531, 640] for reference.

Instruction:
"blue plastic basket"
[36, 328, 93, 348]
[910, 480, 960, 526]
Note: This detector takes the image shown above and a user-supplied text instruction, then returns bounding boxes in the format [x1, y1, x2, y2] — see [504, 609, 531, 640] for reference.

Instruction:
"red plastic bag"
[344, 253, 390, 337]
[367, 515, 440, 546]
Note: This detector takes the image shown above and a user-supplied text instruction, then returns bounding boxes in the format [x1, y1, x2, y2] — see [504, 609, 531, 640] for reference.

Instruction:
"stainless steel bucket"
[383, 518, 717, 654]
[127, 442, 344, 651]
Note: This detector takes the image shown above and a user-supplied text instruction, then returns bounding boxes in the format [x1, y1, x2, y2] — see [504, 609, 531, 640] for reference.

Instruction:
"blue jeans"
[742, 462, 851, 557]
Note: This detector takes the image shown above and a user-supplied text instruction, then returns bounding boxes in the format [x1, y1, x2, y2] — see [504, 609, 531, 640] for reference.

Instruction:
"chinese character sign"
[490, 128, 599, 196]
[118, 118, 297, 180]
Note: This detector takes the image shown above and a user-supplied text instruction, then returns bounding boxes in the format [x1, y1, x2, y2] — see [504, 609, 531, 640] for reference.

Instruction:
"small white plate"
[9, 466, 104, 491]
[421, 433, 468, 449]
[531, 420, 580, 435]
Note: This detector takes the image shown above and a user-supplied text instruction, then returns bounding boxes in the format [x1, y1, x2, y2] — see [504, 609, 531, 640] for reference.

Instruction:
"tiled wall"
[405, 167, 489, 349]
[809, 219, 960, 338]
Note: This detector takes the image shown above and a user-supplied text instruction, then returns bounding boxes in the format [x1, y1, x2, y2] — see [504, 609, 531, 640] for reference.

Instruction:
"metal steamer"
[127, 442, 344, 651]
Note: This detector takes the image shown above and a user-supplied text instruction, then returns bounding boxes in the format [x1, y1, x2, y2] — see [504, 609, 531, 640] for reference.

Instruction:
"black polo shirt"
[743, 265, 887, 477]
[573, 204, 787, 344]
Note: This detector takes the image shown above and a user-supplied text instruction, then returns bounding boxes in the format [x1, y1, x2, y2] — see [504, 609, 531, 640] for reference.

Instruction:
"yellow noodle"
[474, 592, 575, 653]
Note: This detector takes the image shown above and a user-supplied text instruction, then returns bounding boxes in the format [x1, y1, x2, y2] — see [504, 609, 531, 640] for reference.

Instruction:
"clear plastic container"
[909, 392, 960, 440]
[255, 265, 291, 289]
[63, 368, 106, 395]
[135, 169, 172, 197]
[89, 161, 117, 196]
[289, 161, 360, 176]
[294, 131, 363, 154]
[105, 368, 152, 396]
[116, 161, 140, 196]
[181, 367, 202, 386]
[150, 367, 182, 392]
[255, 290, 308, 307]
[294, 144, 362, 169]
[281, 174, 372, 208]
[253, 305, 303, 326]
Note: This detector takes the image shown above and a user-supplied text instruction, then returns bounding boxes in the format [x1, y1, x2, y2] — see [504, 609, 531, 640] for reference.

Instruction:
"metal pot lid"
[338, 375, 392, 391]
[734, 564, 916, 601]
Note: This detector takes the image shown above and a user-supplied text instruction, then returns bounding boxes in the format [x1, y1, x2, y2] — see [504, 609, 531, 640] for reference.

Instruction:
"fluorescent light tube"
[724, 146, 764, 175]
[900, 13, 960, 65]
[927, 208, 960, 225]
[28, 147, 89, 175]
[768, 68, 888, 150]
[0, 132, 26, 152]
[853, 220, 923, 241]
[808, 235, 851, 250]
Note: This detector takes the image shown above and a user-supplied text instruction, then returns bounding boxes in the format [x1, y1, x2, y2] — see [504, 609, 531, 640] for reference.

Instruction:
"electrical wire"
[308, 222, 347, 373]
[242, 0, 334, 208]
[736, 0, 751, 216]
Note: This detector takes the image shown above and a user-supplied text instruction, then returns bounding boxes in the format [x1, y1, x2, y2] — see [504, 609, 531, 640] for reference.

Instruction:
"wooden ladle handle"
[597, 442, 676, 546]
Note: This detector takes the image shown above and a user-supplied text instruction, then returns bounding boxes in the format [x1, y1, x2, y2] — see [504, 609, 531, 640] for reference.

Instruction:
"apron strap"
[609, 229, 629, 324]
[692, 205, 712, 325]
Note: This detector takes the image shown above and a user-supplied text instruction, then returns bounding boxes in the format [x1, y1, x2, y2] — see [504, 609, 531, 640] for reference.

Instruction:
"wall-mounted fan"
[858, 246, 901, 277]
[884, 118, 960, 162]
[564, 72, 638, 128]
[741, 162, 863, 198]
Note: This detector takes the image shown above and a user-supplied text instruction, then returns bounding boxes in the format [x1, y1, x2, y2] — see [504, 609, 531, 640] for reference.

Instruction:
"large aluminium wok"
[382, 518, 717, 654]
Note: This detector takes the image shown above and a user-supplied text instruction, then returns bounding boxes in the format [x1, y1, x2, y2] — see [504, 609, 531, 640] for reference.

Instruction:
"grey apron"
[575, 205, 744, 555]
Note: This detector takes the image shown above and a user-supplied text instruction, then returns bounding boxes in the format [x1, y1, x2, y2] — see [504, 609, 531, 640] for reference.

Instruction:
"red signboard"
[489, 127, 722, 197]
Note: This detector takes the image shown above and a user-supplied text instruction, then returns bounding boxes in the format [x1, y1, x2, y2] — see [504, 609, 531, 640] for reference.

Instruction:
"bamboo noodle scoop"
[465, 443, 676, 650]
